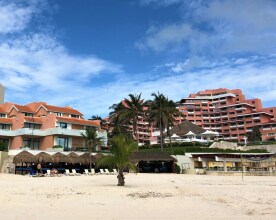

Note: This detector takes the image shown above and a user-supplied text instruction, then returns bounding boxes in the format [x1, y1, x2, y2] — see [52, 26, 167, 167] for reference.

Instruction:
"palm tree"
[147, 92, 183, 152]
[81, 127, 102, 169]
[96, 135, 137, 186]
[165, 99, 184, 154]
[109, 93, 145, 145]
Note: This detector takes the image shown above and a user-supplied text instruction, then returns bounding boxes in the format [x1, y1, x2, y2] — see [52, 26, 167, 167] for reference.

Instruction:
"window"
[24, 123, 40, 129]
[0, 124, 10, 130]
[0, 138, 9, 149]
[24, 113, 33, 117]
[23, 138, 40, 150]
[0, 114, 6, 118]
[57, 137, 69, 150]
[55, 112, 62, 116]
[71, 114, 79, 118]
[59, 122, 67, 129]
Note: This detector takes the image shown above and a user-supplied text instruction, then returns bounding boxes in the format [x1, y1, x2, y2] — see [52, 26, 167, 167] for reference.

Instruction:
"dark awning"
[129, 152, 177, 163]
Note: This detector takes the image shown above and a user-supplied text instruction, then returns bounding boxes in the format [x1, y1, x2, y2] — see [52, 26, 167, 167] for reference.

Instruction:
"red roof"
[13, 104, 34, 113]
[45, 105, 83, 116]
[24, 117, 42, 124]
[0, 118, 13, 124]
[56, 117, 100, 127]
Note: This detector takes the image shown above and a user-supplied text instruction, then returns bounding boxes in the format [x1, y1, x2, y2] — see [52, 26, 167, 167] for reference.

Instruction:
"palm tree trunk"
[160, 124, 163, 152]
[167, 125, 173, 154]
[117, 168, 125, 186]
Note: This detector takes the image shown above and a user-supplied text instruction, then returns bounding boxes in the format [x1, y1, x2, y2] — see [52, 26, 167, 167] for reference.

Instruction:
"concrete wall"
[0, 151, 8, 172]
[243, 145, 276, 153]
[172, 155, 195, 173]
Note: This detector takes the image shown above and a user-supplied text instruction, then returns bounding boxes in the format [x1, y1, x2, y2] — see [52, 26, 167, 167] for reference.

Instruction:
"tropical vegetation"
[96, 135, 137, 186]
[81, 127, 102, 169]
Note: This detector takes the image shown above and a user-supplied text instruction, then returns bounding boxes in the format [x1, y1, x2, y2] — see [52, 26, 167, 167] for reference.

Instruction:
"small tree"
[81, 127, 102, 169]
[96, 135, 137, 186]
[246, 126, 262, 142]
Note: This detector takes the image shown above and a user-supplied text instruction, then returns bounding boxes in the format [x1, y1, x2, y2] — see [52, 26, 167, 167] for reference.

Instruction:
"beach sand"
[0, 173, 275, 219]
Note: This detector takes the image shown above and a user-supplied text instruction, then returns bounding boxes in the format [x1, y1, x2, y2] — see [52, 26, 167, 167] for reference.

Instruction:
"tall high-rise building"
[177, 88, 276, 141]
[0, 84, 4, 103]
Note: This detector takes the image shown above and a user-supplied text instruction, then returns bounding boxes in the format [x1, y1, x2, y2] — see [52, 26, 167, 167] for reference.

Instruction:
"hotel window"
[23, 138, 40, 150]
[0, 114, 6, 118]
[57, 137, 69, 150]
[0, 124, 10, 130]
[267, 133, 276, 136]
[24, 123, 40, 129]
[0, 138, 9, 149]
[71, 114, 79, 118]
[24, 113, 34, 117]
[59, 122, 67, 129]
[55, 112, 62, 116]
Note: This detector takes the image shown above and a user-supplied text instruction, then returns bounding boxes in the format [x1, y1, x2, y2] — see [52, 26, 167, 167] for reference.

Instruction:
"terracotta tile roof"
[24, 117, 42, 124]
[0, 118, 13, 124]
[13, 104, 34, 113]
[0, 106, 7, 113]
[45, 105, 83, 116]
[56, 117, 100, 127]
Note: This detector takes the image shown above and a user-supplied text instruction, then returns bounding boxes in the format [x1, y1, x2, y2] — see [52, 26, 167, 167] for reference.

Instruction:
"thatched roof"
[129, 152, 176, 163]
[79, 153, 97, 165]
[168, 120, 205, 136]
[13, 151, 35, 163]
[35, 152, 53, 163]
[52, 152, 69, 163]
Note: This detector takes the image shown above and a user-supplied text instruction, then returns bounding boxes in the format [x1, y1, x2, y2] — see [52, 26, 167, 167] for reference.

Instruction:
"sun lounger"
[111, 169, 118, 175]
[91, 169, 96, 175]
[72, 169, 81, 176]
[65, 169, 74, 176]
[45, 170, 51, 177]
[104, 169, 111, 175]
[100, 169, 105, 174]
[83, 169, 91, 175]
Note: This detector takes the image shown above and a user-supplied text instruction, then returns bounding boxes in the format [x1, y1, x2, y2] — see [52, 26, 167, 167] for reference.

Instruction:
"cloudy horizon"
[0, 0, 275, 118]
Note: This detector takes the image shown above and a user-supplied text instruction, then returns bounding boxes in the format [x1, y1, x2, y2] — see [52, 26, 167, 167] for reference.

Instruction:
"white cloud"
[0, 1, 42, 34]
[138, 0, 276, 56]
[135, 23, 193, 52]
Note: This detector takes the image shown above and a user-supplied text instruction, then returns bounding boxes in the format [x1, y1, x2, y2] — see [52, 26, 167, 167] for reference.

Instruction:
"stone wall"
[243, 145, 276, 153]
[1, 155, 15, 174]
[209, 141, 238, 150]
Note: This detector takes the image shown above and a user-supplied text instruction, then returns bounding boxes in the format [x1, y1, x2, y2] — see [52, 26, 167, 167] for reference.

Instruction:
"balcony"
[253, 116, 260, 120]
[237, 124, 244, 127]
[229, 125, 236, 128]
[263, 128, 271, 131]
[235, 107, 246, 111]
[188, 111, 194, 114]
[0, 129, 16, 137]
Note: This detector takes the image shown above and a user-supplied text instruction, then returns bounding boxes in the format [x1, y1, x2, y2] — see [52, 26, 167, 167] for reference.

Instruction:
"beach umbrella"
[52, 152, 69, 163]
[79, 152, 97, 166]
[34, 152, 53, 163]
[13, 151, 35, 164]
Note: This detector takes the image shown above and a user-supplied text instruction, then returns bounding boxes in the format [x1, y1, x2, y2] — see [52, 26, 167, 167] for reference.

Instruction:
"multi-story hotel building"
[0, 102, 107, 151]
[177, 88, 276, 141]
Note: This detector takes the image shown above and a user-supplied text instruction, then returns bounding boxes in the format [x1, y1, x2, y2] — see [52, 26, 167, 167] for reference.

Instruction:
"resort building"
[177, 88, 276, 141]
[0, 102, 107, 151]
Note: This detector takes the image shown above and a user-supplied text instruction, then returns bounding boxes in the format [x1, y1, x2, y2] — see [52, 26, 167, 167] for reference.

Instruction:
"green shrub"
[52, 145, 63, 148]
[175, 164, 181, 174]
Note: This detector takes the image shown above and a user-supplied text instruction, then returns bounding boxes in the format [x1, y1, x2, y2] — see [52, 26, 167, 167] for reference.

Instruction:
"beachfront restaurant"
[11, 150, 99, 175]
[182, 152, 276, 175]
[129, 152, 177, 173]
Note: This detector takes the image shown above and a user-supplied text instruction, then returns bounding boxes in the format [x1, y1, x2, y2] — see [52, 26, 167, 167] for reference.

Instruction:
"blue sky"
[0, 0, 276, 118]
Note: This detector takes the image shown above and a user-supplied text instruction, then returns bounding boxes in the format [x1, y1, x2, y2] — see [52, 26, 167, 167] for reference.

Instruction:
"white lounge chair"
[65, 169, 74, 176]
[45, 170, 51, 177]
[104, 169, 111, 175]
[111, 169, 118, 175]
[72, 169, 81, 176]
[100, 169, 105, 174]
[83, 169, 91, 175]
[91, 169, 96, 175]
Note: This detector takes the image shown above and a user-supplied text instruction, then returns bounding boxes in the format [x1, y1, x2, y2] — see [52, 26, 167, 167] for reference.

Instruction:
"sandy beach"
[0, 173, 275, 220]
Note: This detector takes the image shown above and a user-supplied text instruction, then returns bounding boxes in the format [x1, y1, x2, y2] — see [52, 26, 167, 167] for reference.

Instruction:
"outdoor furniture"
[72, 169, 81, 176]
[45, 170, 51, 177]
[91, 169, 96, 175]
[83, 169, 91, 175]
[104, 169, 111, 175]
[100, 169, 105, 174]
[111, 169, 117, 175]
[65, 169, 74, 176]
